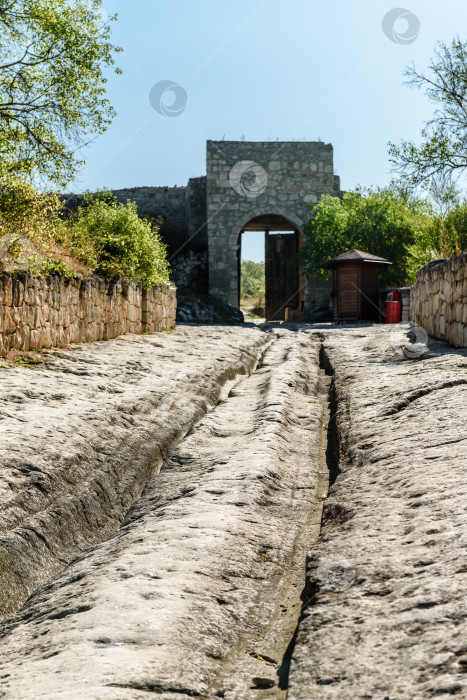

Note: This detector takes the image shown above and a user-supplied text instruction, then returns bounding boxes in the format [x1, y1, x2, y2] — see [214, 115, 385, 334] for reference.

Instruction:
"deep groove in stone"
[384, 379, 467, 416]
[106, 683, 203, 696]
[319, 345, 340, 487]
[0, 333, 273, 620]
[0, 330, 343, 697]
[272, 342, 341, 693]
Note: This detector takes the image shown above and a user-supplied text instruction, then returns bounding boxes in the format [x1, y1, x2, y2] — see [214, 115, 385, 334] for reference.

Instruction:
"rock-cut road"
[0, 323, 466, 699]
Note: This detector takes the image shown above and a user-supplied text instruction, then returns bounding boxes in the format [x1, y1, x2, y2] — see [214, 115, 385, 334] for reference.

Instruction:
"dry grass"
[0, 348, 46, 367]
[42, 243, 93, 278]
[241, 297, 265, 319]
[2, 239, 92, 278]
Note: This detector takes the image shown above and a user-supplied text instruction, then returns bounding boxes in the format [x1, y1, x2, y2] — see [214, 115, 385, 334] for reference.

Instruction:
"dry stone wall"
[411, 253, 467, 348]
[170, 250, 208, 292]
[0, 272, 176, 355]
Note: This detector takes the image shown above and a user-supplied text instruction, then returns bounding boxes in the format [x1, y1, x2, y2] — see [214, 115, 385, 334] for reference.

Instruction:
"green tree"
[389, 38, 467, 187]
[302, 190, 435, 286]
[444, 202, 467, 253]
[0, 176, 62, 271]
[429, 178, 462, 216]
[0, 0, 121, 186]
[241, 260, 265, 298]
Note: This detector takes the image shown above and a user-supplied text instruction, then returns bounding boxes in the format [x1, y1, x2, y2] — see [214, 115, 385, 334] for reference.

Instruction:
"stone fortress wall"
[109, 177, 208, 259]
[63, 142, 467, 341]
[65, 176, 208, 280]
[67, 142, 340, 314]
[411, 253, 467, 348]
[206, 140, 340, 308]
[0, 272, 176, 355]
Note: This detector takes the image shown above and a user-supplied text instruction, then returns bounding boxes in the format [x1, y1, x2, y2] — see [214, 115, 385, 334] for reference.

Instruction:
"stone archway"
[238, 214, 305, 321]
[206, 140, 340, 317]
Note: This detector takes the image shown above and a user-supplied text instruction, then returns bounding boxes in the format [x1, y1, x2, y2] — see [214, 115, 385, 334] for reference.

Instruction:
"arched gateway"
[206, 141, 340, 320]
[238, 214, 304, 321]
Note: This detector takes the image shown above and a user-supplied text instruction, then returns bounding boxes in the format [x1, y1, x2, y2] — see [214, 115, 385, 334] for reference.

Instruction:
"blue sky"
[71, 0, 467, 261]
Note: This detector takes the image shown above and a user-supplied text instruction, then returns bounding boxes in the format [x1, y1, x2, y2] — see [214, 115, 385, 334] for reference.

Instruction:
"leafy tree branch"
[389, 38, 467, 187]
[0, 0, 121, 186]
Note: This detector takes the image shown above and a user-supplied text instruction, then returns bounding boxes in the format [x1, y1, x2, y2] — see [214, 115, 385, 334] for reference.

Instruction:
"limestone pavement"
[0, 324, 466, 699]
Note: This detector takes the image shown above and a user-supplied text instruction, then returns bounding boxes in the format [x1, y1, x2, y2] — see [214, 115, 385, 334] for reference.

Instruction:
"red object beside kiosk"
[385, 300, 401, 323]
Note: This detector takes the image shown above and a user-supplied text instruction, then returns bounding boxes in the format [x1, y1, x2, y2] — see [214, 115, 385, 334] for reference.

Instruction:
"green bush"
[70, 196, 170, 288]
[444, 203, 467, 254]
[28, 255, 77, 280]
[0, 176, 61, 271]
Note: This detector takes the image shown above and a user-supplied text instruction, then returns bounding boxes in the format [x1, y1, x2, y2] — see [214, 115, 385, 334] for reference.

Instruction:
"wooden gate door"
[265, 231, 299, 321]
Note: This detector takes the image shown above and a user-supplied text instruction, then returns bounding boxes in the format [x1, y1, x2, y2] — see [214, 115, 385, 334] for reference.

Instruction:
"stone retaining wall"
[411, 253, 467, 348]
[0, 272, 176, 355]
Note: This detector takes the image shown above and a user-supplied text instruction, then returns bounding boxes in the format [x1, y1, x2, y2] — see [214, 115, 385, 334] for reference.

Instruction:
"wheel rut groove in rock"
[0, 329, 328, 699]
[3, 324, 463, 699]
[0, 327, 269, 617]
[288, 325, 467, 700]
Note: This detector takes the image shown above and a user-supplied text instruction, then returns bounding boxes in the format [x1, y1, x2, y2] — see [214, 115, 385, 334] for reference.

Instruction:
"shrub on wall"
[69, 196, 170, 288]
[0, 177, 61, 272]
[27, 255, 77, 280]
[0, 182, 171, 289]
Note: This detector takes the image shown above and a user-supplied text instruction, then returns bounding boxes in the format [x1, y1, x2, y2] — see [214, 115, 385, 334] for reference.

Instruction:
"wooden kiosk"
[322, 249, 391, 323]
